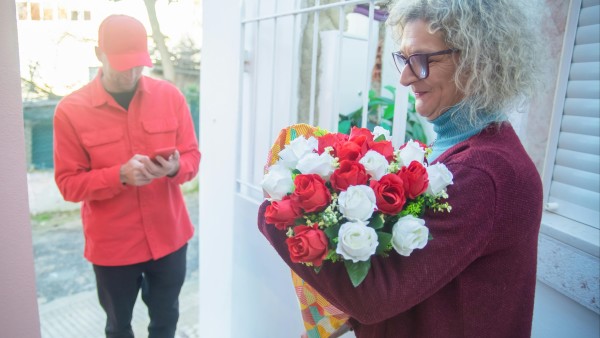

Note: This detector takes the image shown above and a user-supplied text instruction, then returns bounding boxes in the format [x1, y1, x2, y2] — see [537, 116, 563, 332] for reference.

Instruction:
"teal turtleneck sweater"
[428, 105, 506, 163]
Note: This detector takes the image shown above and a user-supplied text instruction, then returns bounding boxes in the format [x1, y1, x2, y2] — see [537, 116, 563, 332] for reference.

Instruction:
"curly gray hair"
[387, 0, 546, 124]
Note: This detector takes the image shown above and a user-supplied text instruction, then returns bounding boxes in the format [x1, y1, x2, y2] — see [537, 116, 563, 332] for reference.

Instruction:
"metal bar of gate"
[237, 0, 385, 194]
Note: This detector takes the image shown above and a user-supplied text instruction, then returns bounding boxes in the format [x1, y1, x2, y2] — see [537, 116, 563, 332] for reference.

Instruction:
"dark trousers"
[93, 244, 187, 338]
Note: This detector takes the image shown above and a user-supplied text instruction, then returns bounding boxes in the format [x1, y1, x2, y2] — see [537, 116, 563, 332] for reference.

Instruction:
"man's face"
[95, 47, 144, 93]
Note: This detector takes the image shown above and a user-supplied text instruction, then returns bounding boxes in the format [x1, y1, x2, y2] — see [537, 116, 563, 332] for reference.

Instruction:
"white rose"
[372, 126, 391, 141]
[278, 136, 319, 169]
[338, 185, 377, 221]
[426, 163, 454, 195]
[398, 140, 426, 167]
[296, 151, 336, 178]
[260, 164, 293, 201]
[336, 221, 379, 262]
[391, 215, 429, 256]
[359, 150, 389, 180]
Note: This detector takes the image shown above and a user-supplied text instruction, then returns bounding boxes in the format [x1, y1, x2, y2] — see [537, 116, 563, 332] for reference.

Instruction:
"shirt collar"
[90, 69, 150, 108]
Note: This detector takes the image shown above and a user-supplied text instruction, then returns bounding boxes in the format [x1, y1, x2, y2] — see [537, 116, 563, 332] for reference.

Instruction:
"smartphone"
[152, 146, 176, 162]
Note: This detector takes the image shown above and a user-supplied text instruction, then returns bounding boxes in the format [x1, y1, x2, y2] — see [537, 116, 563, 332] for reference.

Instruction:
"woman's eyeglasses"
[392, 49, 457, 80]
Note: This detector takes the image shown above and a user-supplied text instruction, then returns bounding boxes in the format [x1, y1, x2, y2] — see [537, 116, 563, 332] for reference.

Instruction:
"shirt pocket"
[81, 127, 127, 169]
[142, 117, 178, 152]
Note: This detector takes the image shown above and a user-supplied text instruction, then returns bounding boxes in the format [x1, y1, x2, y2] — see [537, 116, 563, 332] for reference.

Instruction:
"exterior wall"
[0, 1, 42, 337]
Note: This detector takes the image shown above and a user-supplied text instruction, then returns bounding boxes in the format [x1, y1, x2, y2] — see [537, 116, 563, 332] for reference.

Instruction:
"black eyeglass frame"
[392, 49, 457, 79]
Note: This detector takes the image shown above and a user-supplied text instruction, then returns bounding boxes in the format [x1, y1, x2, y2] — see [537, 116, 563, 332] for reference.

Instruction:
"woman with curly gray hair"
[259, 1, 546, 337]
[388, 0, 544, 161]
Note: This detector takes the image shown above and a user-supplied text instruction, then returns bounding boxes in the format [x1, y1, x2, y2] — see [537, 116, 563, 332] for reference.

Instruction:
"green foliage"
[338, 86, 428, 144]
[344, 259, 371, 287]
[324, 223, 341, 244]
[183, 83, 200, 138]
[368, 213, 385, 230]
[400, 196, 425, 217]
[375, 231, 393, 255]
[326, 249, 342, 263]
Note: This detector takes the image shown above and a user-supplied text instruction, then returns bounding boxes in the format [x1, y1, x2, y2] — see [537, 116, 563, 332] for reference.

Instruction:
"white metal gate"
[236, 0, 408, 203]
[232, 0, 405, 336]
[203, 1, 407, 337]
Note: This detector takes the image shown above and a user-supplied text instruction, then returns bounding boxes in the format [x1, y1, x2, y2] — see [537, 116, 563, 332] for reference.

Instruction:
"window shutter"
[547, 0, 600, 228]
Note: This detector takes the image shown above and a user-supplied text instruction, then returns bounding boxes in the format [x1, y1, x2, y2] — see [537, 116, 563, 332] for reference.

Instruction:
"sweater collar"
[428, 104, 504, 162]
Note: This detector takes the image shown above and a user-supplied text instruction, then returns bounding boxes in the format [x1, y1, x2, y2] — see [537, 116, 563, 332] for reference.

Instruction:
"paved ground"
[30, 172, 199, 338]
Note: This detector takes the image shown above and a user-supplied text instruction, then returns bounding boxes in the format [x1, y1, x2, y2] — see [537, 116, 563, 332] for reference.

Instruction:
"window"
[58, 6, 67, 20]
[538, 0, 599, 314]
[30, 2, 40, 20]
[543, 0, 599, 246]
[15, 1, 92, 22]
[17, 2, 28, 20]
[43, 7, 53, 20]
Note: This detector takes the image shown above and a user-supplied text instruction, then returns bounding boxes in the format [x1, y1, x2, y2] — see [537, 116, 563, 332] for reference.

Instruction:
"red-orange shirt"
[53, 73, 200, 266]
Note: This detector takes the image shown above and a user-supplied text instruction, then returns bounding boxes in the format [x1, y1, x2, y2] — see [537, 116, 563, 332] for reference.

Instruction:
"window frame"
[538, 0, 599, 315]
[541, 0, 599, 258]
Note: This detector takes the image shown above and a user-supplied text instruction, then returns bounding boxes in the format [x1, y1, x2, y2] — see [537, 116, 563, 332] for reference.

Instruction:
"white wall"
[0, 1, 42, 337]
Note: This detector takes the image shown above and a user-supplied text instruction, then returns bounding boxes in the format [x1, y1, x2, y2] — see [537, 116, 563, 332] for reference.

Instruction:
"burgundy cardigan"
[258, 123, 543, 338]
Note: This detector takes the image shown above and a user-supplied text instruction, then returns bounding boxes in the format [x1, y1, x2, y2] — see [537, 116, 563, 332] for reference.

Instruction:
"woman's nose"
[399, 64, 418, 87]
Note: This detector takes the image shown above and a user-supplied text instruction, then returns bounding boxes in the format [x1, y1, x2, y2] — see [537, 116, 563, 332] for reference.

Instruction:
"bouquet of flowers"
[261, 126, 453, 287]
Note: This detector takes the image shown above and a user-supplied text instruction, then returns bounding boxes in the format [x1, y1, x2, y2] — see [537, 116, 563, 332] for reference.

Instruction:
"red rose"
[317, 133, 348, 155]
[285, 225, 329, 266]
[265, 196, 302, 230]
[330, 160, 369, 191]
[397, 161, 429, 199]
[370, 174, 406, 214]
[291, 174, 331, 213]
[335, 141, 363, 162]
[367, 139, 395, 162]
[349, 127, 374, 144]
[349, 127, 372, 155]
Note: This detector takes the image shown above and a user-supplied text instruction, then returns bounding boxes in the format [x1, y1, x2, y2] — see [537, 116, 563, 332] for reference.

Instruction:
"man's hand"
[120, 155, 154, 186]
[141, 150, 181, 179]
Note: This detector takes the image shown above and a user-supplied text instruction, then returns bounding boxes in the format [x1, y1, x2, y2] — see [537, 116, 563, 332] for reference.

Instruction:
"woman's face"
[398, 20, 463, 121]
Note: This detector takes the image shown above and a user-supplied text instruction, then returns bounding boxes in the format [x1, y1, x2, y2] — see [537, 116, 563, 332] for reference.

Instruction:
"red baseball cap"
[98, 14, 153, 71]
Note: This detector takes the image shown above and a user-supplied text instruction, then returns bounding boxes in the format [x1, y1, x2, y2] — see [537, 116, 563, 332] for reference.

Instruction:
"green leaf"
[344, 260, 371, 287]
[326, 249, 340, 262]
[338, 120, 352, 134]
[379, 121, 392, 132]
[324, 223, 341, 241]
[374, 134, 386, 142]
[383, 105, 395, 120]
[383, 85, 396, 96]
[375, 231, 392, 255]
[369, 97, 393, 106]
[367, 89, 377, 99]
[368, 213, 385, 230]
